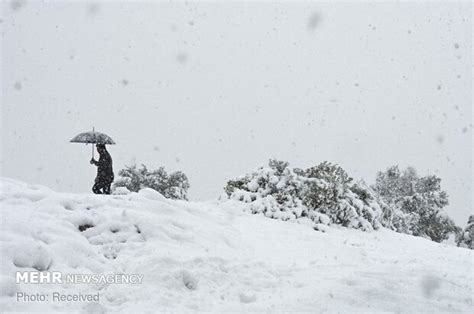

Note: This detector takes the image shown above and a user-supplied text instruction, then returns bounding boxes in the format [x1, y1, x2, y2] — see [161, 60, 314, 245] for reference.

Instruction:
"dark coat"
[92, 150, 114, 183]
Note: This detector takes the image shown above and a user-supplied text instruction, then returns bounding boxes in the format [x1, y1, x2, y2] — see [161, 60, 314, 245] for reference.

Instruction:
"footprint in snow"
[181, 271, 198, 290]
[421, 275, 441, 298]
[239, 292, 257, 303]
[344, 279, 358, 286]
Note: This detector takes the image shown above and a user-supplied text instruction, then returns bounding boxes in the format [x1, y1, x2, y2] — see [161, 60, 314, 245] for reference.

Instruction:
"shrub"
[223, 159, 382, 231]
[373, 166, 458, 242]
[224, 159, 308, 221]
[224, 160, 460, 241]
[114, 164, 190, 200]
[457, 215, 474, 249]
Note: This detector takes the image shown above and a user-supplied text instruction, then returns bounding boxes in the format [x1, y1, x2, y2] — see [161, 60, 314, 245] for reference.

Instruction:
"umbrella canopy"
[70, 130, 116, 145]
[70, 128, 116, 159]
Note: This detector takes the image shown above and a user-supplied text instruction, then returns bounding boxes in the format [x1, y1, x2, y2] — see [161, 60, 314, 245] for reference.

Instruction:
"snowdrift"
[0, 178, 472, 313]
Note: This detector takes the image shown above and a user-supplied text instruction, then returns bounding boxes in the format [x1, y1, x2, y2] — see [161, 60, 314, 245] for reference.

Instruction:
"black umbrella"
[70, 127, 116, 159]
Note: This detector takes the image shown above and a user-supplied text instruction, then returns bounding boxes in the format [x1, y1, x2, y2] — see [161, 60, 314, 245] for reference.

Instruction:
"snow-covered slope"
[0, 178, 472, 313]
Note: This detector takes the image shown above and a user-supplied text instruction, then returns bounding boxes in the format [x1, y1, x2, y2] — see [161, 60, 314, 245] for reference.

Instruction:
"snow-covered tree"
[457, 215, 474, 249]
[224, 159, 308, 221]
[373, 166, 458, 242]
[166, 171, 190, 200]
[223, 159, 382, 231]
[113, 164, 149, 193]
[114, 164, 190, 200]
[303, 161, 353, 210]
[302, 163, 382, 230]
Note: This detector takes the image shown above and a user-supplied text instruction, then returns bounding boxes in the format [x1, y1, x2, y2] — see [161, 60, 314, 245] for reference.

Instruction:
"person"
[90, 144, 114, 194]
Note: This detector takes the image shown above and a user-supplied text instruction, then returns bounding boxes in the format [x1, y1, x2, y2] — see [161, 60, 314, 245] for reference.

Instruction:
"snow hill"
[0, 178, 472, 313]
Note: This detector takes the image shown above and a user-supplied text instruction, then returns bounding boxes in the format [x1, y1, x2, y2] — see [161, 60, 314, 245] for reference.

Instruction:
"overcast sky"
[1, 1, 472, 224]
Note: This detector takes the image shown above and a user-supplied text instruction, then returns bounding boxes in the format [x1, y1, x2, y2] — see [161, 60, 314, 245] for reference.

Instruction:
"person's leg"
[93, 180, 108, 194]
[92, 182, 102, 194]
[104, 183, 111, 195]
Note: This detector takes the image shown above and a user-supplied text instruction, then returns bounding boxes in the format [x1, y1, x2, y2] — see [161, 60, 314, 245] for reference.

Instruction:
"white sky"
[1, 1, 472, 225]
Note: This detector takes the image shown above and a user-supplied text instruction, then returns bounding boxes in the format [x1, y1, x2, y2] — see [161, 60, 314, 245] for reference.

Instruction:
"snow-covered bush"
[223, 159, 382, 231]
[302, 163, 382, 230]
[373, 166, 458, 242]
[303, 161, 353, 210]
[114, 164, 190, 200]
[456, 215, 474, 249]
[167, 171, 191, 200]
[225, 159, 308, 221]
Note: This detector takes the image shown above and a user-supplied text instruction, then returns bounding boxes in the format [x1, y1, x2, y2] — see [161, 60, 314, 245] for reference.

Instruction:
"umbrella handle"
[91, 126, 95, 160]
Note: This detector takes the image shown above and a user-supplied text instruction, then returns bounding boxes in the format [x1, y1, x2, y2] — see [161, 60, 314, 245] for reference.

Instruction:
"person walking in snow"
[90, 144, 114, 194]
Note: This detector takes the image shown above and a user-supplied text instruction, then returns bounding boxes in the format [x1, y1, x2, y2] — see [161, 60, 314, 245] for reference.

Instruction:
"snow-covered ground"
[0, 177, 472, 313]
